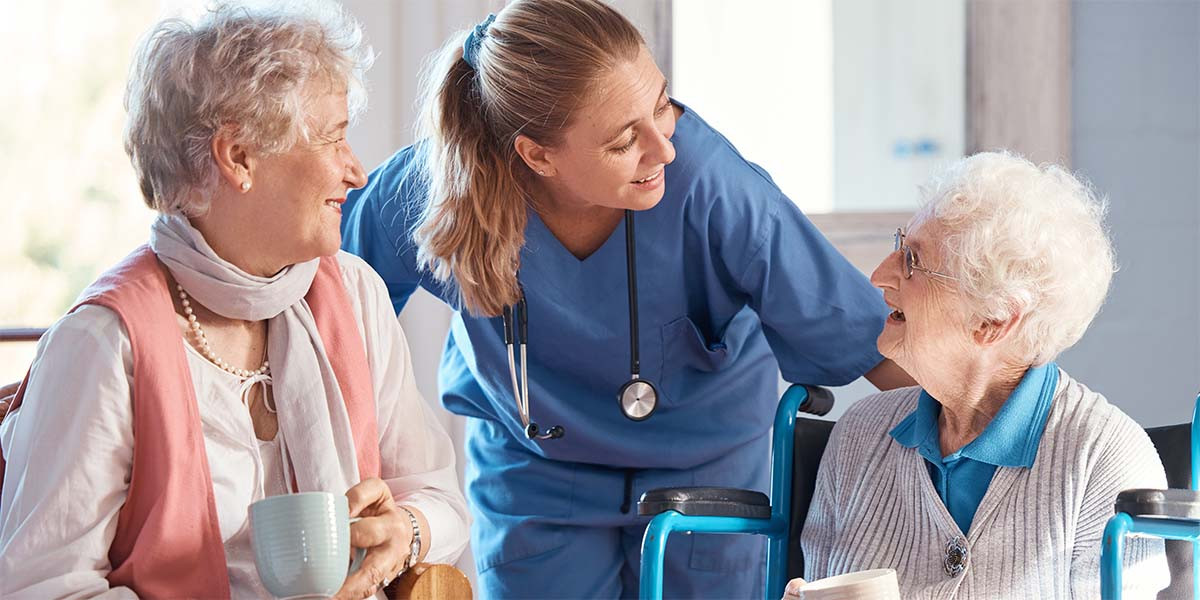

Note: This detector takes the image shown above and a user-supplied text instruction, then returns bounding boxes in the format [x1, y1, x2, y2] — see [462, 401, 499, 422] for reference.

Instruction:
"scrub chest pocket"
[658, 312, 754, 408]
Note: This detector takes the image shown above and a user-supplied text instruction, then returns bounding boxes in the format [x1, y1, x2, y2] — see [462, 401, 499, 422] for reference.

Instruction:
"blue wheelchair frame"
[638, 385, 1198, 599]
[639, 384, 813, 600]
[1100, 393, 1200, 599]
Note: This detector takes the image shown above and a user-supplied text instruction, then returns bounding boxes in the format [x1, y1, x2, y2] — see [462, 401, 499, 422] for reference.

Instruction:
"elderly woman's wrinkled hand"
[334, 478, 413, 600]
[783, 577, 806, 599]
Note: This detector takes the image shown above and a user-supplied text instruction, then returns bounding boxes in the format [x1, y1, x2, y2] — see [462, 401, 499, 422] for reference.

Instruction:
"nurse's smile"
[631, 168, 664, 191]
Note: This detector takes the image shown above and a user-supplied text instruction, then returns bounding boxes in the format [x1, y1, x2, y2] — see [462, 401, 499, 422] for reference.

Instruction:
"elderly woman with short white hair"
[788, 152, 1169, 599]
[0, 3, 467, 598]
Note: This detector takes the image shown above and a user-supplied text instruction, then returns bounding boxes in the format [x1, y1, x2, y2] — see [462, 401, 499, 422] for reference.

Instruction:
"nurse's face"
[532, 46, 678, 212]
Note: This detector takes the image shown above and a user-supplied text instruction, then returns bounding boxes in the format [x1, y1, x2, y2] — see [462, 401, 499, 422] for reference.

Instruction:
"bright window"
[1, 1, 169, 382]
[672, 0, 965, 214]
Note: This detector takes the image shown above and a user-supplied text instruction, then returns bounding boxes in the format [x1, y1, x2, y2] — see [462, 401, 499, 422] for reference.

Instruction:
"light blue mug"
[249, 492, 366, 599]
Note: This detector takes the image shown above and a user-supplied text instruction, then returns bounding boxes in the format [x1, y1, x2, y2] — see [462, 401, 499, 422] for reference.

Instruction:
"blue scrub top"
[341, 101, 886, 470]
[889, 363, 1060, 532]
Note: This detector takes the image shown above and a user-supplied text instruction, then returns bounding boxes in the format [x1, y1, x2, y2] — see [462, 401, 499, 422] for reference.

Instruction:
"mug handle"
[347, 517, 367, 574]
[348, 547, 367, 575]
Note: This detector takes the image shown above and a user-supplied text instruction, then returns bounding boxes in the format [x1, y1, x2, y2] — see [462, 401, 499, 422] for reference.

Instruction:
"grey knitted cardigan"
[800, 369, 1169, 599]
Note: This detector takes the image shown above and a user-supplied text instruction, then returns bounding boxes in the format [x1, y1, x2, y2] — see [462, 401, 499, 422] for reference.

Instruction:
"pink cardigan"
[1, 246, 381, 598]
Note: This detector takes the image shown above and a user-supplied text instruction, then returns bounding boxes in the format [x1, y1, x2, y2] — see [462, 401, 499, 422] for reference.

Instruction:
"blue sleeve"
[341, 148, 429, 315]
[730, 192, 887, 386]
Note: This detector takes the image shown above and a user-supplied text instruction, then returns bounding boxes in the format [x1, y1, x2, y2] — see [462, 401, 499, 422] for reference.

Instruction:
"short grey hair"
[913, 151, 1116, 365]
[123, 1, 373, 215]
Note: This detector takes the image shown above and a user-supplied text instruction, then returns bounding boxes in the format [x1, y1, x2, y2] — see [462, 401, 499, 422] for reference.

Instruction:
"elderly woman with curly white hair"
[786, 152, 1169, 599]
[0, 3, 467, 599]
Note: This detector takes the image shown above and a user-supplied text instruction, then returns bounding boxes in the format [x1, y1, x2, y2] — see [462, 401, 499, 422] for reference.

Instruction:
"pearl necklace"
[176, 284, 270, 380]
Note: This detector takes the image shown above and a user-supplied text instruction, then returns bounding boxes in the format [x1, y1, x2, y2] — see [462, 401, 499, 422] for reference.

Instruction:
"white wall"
[832, 0, 965, 212]
[672, 0, 964, 215]
[1061, 0, 1200, 427]
[826, 1, 1200, 427]
[672, 0, 835, 212]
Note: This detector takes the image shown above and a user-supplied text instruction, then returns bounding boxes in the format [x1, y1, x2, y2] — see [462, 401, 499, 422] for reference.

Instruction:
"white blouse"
[0, 251, 470, 599]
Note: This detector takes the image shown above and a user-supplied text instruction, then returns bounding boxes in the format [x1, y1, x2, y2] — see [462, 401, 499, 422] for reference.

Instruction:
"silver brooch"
[944, 537, 968, 577]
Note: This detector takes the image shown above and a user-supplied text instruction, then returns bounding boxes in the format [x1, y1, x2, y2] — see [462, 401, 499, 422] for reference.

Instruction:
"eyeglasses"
[894, 228, 957, 281]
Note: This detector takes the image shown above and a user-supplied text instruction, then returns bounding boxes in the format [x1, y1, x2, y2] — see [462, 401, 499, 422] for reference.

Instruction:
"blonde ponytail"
[412, 0, 643, 317]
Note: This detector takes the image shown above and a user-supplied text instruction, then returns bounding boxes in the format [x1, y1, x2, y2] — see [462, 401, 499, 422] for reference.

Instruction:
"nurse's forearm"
[863, 359, 917, 391]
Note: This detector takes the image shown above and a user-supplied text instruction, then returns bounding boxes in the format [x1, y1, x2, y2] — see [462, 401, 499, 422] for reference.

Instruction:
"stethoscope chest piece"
[618, 378, 658, 421]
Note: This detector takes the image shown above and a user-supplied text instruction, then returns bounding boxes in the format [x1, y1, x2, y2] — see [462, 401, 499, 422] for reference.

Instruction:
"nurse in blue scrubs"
[341, 0, 913, 597]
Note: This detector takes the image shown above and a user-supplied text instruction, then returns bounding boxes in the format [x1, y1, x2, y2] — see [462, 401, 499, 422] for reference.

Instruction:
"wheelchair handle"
[796, 385, 834, 416]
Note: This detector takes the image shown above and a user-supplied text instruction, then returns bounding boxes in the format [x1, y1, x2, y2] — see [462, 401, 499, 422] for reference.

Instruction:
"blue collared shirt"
[889, 363, 1060, 532]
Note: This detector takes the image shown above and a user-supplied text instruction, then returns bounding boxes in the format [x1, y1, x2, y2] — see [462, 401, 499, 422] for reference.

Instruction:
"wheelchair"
[637, 386, 1198, 600]
[637, 384, 834, 600]
[1101, 392, 1200, 599]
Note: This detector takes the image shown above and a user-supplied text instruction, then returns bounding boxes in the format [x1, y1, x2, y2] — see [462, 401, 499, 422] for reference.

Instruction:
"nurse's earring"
[537, 170, 545, 176]
[240, 181, 251, 192]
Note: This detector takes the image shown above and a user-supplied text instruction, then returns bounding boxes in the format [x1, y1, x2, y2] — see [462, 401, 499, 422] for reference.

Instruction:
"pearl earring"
[241, 181, 251, 192]
[537, 170, 545, 176]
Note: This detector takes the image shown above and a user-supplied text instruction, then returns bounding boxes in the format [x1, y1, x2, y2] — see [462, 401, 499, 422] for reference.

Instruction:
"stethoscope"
[502, 209, 659, 440]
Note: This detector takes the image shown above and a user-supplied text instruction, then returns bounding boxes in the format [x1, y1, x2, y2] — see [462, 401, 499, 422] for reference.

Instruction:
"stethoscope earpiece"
[524, 422, 566, 440]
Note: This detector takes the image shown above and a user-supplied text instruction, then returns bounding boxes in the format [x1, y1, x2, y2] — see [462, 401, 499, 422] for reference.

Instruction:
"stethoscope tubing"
[503, 297, 559, 440]
[504, 209, 659, 440]
[625, 209, 641, 378]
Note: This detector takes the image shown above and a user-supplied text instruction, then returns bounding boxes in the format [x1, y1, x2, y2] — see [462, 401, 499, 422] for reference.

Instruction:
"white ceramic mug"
[249, 492, 366, 599]
[799, 569, 901, 600]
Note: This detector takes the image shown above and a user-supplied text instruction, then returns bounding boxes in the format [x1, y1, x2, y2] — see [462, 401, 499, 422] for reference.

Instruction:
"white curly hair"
[123, 0, 373, 215]
[912, 151, 1116, 365]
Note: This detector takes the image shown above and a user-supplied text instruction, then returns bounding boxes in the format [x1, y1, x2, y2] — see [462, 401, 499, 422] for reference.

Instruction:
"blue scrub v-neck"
[523, 207, 627, 272]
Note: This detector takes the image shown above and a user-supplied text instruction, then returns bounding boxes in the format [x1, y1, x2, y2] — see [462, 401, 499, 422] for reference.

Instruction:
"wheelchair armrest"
[637, 486, 771, 519]
[1115, 488, 1200, 520]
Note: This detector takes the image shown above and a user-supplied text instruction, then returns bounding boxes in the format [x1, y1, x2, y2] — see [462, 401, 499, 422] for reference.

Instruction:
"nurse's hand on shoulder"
[335, 478, 420, 600]
[783, 577, 807, 600]
[863, 358, 917, 391]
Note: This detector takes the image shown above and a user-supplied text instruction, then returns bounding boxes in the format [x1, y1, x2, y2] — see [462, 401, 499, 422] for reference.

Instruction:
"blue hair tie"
[462, 13, 497, 70]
